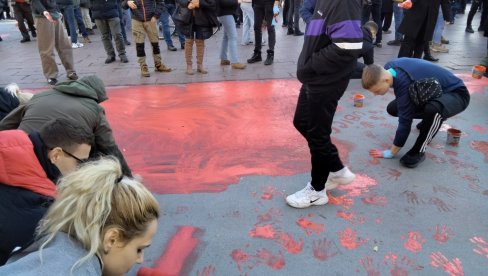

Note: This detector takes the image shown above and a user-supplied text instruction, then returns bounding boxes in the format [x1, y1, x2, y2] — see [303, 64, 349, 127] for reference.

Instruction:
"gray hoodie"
[0, 232, 102, 275]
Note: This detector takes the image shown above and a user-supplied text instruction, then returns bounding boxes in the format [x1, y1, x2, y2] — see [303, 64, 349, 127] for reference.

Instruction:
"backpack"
[408, 77, 443, 107]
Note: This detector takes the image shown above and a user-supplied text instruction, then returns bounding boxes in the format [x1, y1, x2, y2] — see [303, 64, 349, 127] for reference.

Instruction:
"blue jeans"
[159, 4, 185, 47]
[59, 5, 78, 43]
[74, 7, 88, 37]
[393, 3, 403, 41]
[219, 15, 239, 63]
[432, 8, 444, 44]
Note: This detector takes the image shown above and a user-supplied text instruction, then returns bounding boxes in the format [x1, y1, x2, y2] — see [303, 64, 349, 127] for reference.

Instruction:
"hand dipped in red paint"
[369, 149, 394, 159]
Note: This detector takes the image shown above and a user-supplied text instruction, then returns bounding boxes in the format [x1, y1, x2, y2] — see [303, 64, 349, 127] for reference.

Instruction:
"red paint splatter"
[312, 238, 338, 261]
[403, 232, 426, 253]
[471, 141, 488, 162]
[426, 152, 446, 164]
[275, 232, 303, 254]
[430, 251, 464, 276]
[338, 174, 378, 197]
[137, 226, 201, 276]
[361, 121, 374, 128]
[433, 225, 452, 244]
[483, 190, 488, 196]
[328, 194, 354, 209]
[230, 249, 251, 271]
[386, 168, 401, 180]
[374, 217, 382, 224]
[362, 195, 388, 206]
[296, 217, 325, 236]
[103, 81, 355, 194]
[260, 186, 277, 200]
[472, 124, 488, 134]
[470, 236, 488, 259]
[384, 253, 424, 275]
[444, 150, 458, 157]
[249, 224, 277, 239]
[255, 249, 285, 270]
[338, 227, 367, 250]
[359, 257, 380, 276]
[380, 123, 396, 129]
[337, 210, 354, 221]
[457, 73, 488, 95]
[255, 208, 282, 225]
[197, 265, 216, 276]
[368, 157, 380, 165]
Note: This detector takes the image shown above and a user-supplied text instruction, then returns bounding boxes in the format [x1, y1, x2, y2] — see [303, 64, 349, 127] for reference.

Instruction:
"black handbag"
[408, 77, 443, 107]
[172, 4, 192, 25]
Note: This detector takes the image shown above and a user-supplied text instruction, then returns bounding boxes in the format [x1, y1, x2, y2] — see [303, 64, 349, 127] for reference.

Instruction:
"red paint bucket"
[354, 94, 365, 107]
[472, 65, 486, 79]
[447, 128, 462, 146]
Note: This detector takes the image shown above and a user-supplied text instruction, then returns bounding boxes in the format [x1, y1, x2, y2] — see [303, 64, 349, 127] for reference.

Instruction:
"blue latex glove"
[382, 150, 394, 159]
[272, 17, 277, 26]
[273, 5, 280, 15]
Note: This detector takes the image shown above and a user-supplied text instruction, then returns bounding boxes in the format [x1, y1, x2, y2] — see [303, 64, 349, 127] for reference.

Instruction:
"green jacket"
[0, 76, 132, 176]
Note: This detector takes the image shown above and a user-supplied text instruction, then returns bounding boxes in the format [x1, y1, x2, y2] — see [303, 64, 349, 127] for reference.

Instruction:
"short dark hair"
[362, 64, 384, 89]
[40, 118, 94, 152]
[363, 20, 378, 34]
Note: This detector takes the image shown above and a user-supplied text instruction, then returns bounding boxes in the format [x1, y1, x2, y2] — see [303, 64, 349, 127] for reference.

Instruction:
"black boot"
[466, 26, 475, 33]
[287, 28, 294, 35]
[294, 29, 304, 36]
[264, 49, 274, 65]
[423, 43, 439, 62]
[247, 51, 262, 63]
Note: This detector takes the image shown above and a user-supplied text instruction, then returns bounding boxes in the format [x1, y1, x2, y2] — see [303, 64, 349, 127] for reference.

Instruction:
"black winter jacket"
[0, 88, 19, 121]
[122, 0, 164, 22]
[31, 0, 60, 17]
[216, 0, 237, 16]
[175, 0, 217, 38]
[90, 0, 119, 19]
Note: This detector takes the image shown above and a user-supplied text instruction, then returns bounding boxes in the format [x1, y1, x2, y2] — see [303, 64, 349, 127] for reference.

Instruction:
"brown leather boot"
[140, 63, 150, 77]
[155, 63, 172, 72]
[185, 39, 194, 75]
[195, 39, 207, 74]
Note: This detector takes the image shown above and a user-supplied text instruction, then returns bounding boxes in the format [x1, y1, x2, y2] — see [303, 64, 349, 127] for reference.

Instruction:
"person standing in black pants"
[466, 0, 488, 33]
[10, 0, 37, 43]
[362, 0, 383, 47]
[247, 0, 279, 65]
[286, 0, 303, 35]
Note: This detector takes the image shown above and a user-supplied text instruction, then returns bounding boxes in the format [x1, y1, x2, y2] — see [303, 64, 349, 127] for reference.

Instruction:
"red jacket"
[0, 130, 56, 198]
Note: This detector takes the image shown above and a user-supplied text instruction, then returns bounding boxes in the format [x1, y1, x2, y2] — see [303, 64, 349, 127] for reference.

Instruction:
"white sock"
[332, 167, 348, 177]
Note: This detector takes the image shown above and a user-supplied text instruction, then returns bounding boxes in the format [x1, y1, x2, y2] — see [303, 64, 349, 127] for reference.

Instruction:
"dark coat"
[0, 88, 19, 121]
[216, 0, 238, 17]
[360, 26, 375, 65]
[90, 0, 119, 19]
[175, 0, 218, 39]
[122, 0, 164, 22]
[398, 0, 450, 41]
[382, 0, 392, 13]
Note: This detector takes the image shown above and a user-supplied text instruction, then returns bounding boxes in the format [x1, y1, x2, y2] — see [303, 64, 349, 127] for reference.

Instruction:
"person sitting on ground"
[0, 75, 133, 176]
[0, 83, 33, 121]
[351, 20, 378, 79]
[361, 58, 470, 168]
[0, 157, 160, 275]
[0, 118, 94, 265]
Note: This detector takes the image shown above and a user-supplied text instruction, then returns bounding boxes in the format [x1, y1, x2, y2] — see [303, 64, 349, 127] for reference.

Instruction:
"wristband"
[383, 150, 394, 159]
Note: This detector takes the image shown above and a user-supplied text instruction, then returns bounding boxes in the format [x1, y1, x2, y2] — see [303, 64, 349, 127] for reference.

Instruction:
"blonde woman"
[0, 157, 160, 275]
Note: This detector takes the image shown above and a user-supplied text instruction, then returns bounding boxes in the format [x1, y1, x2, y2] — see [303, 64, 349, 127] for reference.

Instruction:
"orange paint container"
[446, 128, 462, 146]
[354, 94, 365, 107]
[472, 65, 486, 79]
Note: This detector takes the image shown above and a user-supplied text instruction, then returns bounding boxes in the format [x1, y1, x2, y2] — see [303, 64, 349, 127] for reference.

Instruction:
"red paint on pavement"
[362, 195, 388, 206]
[404, 232, 426, 253]
[359, 257, 380, 276]
[197, 265, 216, 276]
[255, 208, 282, 225]
[337, 210, 354, 222]
[444, 150, 458, 157]
[103, 81, 353, 194]
[338, 174, 378, 197]
[312, 238, 338, 261]
[260, 186, 277, 200]
[230, 249, 251, 271]
[384, 253, 424, 275]
[137, 226, 201, 276]
[457, 73, 488, 95]
[430, 251, 464, 276]
[249, 224, 277, 239]
[275, 232, 303, 254]
[470, 236, 488, 259]
[433, 225, 452, 244]
[255, 249, 285, 270]
[296, 217, 325, 236]
[338, 227, 367, 250]
[471, 141, 488, 162]
[472, 124, 488, 134]
[328, 194, 354, 209]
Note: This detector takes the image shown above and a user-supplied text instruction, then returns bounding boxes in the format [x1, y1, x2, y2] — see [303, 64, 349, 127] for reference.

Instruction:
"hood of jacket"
[53, 75, 108, 103]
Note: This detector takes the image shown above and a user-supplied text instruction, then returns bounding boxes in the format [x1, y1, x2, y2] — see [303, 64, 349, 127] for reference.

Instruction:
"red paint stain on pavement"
[275, 232, 303, 254]
[384, 253, 424, 275]
[255, 208, 282, 225]
[386, 168, 402, 180]
[444, 150, 458, 157]
[359, 257, 380, 276]
[137, 226, 201, 276]
[433, 225, 452, 244]
[197, 265, 216, 276]
[328, 194, 354, 209]
[374, 217, 382, 224]
[362, 194, 388, 206]
[471, 141, 488, 162]
[457, 73, 488, 95]
[230, 249, 251, 271]
[312, 238, 338, 261]
[338, 227, 367, 250]
[472, 124, 488, 134]
[430, 251, 464, 276]
[260, 186, 277, 200]
[296, 216, 325, 236]
[338, 174, 378, 197]
[337, 210, 355, 222]
[403, 232, 426, 253]
[103, 81, 354, 194]
[484, 190, 488, 196]
[249, 224, 277, 239]
[255, 249, 285, 270]
[470, 236, 488, 259]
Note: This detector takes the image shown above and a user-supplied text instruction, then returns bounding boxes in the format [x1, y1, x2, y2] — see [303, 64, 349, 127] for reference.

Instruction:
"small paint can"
[354, 94, 365, 107]
[446, 128, 462, 146]
[472, 65, 486, 79]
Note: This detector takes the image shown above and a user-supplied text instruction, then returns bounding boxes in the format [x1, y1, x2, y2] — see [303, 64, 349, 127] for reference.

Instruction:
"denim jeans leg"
[63, 5, 77, 44]
[219, 15, 238, 63]
[241, 3, 253, 44]
[74, 7, 88, 37]
[393, 3, 403, 41]
[432, 8, 444, 44]
[159, 10, 173, 46]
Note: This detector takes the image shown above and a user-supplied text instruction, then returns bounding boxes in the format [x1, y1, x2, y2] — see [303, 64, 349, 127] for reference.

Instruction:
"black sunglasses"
[62, 149, 88, 164]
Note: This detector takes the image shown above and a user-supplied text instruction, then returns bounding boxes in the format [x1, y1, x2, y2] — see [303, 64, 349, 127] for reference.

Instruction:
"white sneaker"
[324, 166, 356, 190]
[286, 183, 328, 208]
[72, 42, 84, 49]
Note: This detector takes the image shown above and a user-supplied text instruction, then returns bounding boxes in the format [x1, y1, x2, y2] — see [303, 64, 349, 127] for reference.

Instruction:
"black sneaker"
[466, 26, 475, 33]
[247, 52, 262, 63]
[294, 30, 304, 36]
[20, 38, 31, 43]
[400, 152, 426, 168]
[48, 78, 57, 85]
[31, 30, 37, 38]
[105, 56, 116, 64]
[68, 72, 78, 80]
[264, 50, 274, 66]
[387, 39, 402, 46]
[120, 55, 129, 63]
[416, 121, 423, 130]
[287, 28, 294, 35]
[168, 45, 177, 51]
